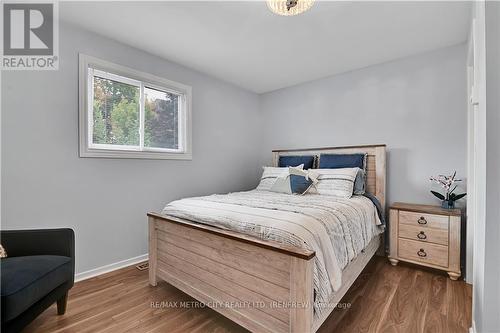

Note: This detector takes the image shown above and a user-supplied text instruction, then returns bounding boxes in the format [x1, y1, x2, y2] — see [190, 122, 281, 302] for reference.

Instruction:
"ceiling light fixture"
[266, 0, 315, 16]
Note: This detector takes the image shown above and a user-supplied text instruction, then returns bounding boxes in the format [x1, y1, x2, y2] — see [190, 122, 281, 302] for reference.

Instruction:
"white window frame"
[79, 54, 192, 160]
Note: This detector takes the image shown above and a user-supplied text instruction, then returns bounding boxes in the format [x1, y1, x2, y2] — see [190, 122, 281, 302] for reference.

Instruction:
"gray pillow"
[353, 168, 366, 195]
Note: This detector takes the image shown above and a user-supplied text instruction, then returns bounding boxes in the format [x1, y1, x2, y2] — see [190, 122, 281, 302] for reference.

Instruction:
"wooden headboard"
[272, 144, 387, 210]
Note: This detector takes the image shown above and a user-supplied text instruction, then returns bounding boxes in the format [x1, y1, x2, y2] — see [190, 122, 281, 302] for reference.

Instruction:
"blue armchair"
[1, 229, 75, 333]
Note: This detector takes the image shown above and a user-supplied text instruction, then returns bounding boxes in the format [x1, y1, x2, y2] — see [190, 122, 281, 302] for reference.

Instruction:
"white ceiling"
[61, 1, 471, 93]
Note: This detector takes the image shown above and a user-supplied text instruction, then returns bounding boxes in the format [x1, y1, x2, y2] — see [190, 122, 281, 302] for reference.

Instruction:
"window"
[79, 54, 192, 159]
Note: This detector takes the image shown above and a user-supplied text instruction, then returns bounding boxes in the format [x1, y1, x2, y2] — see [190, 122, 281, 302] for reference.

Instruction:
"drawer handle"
[417, 231, 427, 240]
[417, 216, 427, 225]
[417, 249, 427, 257]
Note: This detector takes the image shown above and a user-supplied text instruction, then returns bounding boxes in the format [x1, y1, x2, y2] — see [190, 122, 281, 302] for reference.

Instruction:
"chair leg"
[57, 292, 68, 315]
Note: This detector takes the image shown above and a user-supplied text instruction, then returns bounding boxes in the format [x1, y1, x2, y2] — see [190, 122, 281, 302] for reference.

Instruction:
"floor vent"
[136, 262, 149, 271]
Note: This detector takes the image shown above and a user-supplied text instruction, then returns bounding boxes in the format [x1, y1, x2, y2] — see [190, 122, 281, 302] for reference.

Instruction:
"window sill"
[79, 148, 192, 160]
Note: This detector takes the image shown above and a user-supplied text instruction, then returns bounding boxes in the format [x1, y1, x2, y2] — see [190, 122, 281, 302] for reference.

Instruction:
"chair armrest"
[0, 228, 75, 259]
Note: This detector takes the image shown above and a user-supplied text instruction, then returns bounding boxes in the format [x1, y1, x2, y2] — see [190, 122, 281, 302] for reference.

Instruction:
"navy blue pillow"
[318, 153, 365, 169]
[279, 155, 315, 169]
[290, 175, 313, 194]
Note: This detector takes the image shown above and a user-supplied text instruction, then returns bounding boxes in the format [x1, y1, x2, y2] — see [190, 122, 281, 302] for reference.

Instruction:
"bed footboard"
[148, 213, 316, 333]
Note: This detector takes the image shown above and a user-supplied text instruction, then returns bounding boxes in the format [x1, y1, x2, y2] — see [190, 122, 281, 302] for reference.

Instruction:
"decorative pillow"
[308, 168, 359, 198]
[257, 165, 303, 191]
[279, 155, 316, 169]
[318, 153, 366, 170]
[0, 244, 7, 258]
[289, 167, 319, 195]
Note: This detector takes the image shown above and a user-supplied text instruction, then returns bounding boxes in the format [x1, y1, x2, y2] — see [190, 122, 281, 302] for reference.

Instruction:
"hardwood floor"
[24, 257, 471, 333]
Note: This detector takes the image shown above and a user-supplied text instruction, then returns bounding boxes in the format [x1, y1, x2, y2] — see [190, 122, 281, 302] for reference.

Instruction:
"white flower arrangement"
[429, 171, 466, 207]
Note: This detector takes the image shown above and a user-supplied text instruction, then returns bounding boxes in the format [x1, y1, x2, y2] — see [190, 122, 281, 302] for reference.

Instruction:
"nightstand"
[388, 202, 462, 280]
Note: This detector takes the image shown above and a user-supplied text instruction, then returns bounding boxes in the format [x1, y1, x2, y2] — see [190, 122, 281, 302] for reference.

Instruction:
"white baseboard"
[75, 253, 148, 282]
[470, 320, 477, 333]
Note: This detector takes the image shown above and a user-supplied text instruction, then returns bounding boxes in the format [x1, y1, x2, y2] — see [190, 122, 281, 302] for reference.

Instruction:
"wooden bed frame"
[148, 144, 386, 332]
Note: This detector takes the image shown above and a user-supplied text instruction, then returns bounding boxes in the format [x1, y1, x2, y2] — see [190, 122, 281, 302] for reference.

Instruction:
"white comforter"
[161, 190, 383, 318]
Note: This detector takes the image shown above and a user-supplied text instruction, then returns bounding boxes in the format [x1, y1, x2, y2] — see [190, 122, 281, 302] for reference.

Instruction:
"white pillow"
[308, 167, 359, 198]
[256, 165, 303, 191]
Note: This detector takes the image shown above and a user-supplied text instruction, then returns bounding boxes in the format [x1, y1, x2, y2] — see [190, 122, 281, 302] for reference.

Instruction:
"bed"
[148, 144, 386, 333]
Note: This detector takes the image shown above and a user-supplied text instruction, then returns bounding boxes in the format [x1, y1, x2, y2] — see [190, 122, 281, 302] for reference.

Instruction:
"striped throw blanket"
[161, 190, 383, 319]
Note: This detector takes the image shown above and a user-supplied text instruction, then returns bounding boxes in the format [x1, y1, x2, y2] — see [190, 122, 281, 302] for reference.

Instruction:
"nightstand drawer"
[398, 238, 448, 267]
[399, 223, 449, 245]
[399, 211, 449, 230]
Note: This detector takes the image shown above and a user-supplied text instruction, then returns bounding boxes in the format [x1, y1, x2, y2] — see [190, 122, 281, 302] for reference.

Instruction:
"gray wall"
[482, 2, 500, 331]
[1, 22, 262, 274]
[259, 44, 467, 206]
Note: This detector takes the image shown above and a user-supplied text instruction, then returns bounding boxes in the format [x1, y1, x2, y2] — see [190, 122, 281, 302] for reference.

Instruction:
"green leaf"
[431, 190, 445, 200]
[453, 193, 467, 201]
[449, 185, 458, 195]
